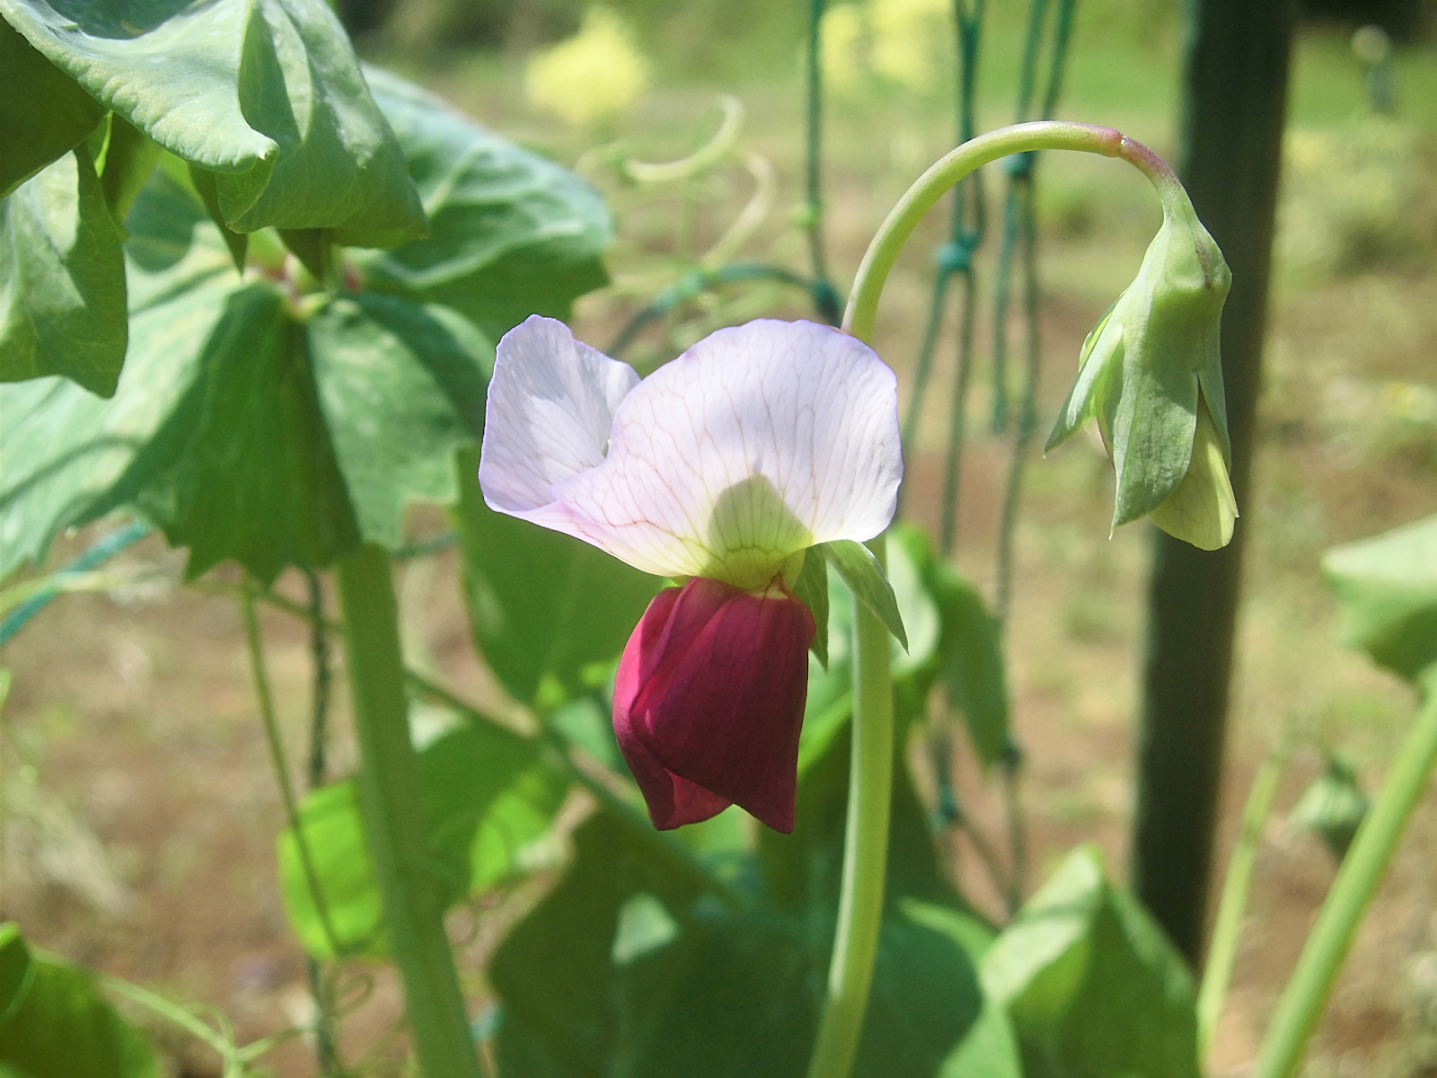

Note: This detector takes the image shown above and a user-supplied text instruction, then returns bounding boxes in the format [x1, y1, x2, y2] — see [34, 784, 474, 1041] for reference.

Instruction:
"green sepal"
[817, 539, 908, 651]
[187, 164, 248, 271]
[96, 115, 161, 231]
[279, 227, 332, 285]
[790, 547, 830, 668]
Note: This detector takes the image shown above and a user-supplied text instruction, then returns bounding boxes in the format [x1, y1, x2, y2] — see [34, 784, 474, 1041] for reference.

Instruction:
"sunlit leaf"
[0, 18, 104, 197]
[492, 814, 1005, 1078]
[0, 145, 127, 396]
[277, 717, 567, 959]
[1323, 514, 1437, 683]
[357, 67, 610, 340]
[982, 845, 1200, 1078]
[0, 942, 159, 1078]
[0, 0, 426, 244]
[0, 924, 32, 1025]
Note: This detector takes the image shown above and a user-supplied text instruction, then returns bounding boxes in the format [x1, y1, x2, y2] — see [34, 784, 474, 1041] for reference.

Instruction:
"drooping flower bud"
[1046, 180, 1238, 550]
[613, 576, 816, 833]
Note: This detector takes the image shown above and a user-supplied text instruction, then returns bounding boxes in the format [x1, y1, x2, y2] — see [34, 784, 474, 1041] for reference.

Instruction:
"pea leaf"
[1322, 514, 1437, 683]
[491, 814, 1008, 1078]
[982, 845, 1200, 1078]
[0, 941, 159, 1078]
[0, 17, 105, 197]
[1, 169, 494, 582]
[309, 293, 491, 550]
[0, 0, 426, 244]
[277, 717, 569, 959]
[0, 145, 127, 396]
[357, 67, 610, 340]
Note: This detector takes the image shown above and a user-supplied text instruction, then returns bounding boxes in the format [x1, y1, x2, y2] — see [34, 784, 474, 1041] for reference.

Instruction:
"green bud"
[1046, 186, 1237, 550]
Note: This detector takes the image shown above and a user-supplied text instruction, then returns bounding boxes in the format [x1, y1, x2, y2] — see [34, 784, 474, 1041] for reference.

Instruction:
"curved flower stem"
[844, 121, 1124, 343]
[807, 119, 1168, 1078]
[1252, 681, 1437, 1078]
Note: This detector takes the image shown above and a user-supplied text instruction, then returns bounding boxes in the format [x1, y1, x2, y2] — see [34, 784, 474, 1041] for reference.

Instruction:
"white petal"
[479, 315, 640, 519]
[550, 320, 901, 586]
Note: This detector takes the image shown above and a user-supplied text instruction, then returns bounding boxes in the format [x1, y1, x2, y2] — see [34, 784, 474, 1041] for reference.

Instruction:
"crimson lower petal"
[612, 576, 816, 833]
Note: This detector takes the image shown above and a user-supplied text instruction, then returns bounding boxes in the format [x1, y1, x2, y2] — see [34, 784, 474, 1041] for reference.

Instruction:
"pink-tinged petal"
[478, 317, 902, 588]
[479, 315, 639, 524]
[613, 577, 816, 833]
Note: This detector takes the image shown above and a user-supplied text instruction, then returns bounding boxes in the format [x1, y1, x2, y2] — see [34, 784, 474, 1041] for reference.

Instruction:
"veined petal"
[479, 314, 640, 520]
[559, 320, 900, 585]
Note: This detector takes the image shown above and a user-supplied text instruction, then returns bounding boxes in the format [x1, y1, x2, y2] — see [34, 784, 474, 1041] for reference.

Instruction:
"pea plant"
[2, 4, 1435, 1078]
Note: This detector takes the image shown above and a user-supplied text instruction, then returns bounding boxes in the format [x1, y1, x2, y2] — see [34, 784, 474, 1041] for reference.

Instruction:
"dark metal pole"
[1131, 0, 1296, 967]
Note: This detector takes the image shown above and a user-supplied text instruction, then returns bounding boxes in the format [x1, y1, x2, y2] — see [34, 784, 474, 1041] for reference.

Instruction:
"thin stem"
[994, 182, 1040, 626]
[0, 670, 11, 921]
[1252, 684, 1437, 1078]
[334, 544, 481, 1078]
[843, 122, 1123, 341]
[939, 269, 977, 557]
[805, 538, 896, 1078]
[302, 568, 340, 1076]
[239, 585, 342, 960]
[999, 756, 1028, 915]
[1198, 742, 1290, 1058]
[805, 0, 829, 288]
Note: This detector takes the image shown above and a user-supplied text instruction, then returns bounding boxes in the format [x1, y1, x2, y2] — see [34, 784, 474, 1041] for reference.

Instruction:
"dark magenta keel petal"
[613, 577, 815, 833]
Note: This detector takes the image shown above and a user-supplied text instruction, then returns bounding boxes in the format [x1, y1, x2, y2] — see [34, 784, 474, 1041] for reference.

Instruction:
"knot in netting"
[935, 238, 977, 275]
[1005, 150, 1037, 179]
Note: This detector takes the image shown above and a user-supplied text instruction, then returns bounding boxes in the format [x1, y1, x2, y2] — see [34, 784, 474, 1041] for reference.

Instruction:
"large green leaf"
[492, 813, 1005, 1078]
[1322, 515, 1437, 683]
[452, 447, 661, 707]
[277, 717, 568, 958]
[0, 941, 159, 1078]
[357, 67, 610, 340]
[308, 293, 491, 550]
[0, 145, 126, 395]
[1, 167, 494, 582]
[0, 18, 104, 197]
[982, 845, 1200, 1078]
[0, 0, 425, 244]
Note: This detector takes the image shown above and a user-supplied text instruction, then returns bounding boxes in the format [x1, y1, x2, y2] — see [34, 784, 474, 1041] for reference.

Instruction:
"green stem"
[239, 586, 342, 959]
[1198, 742, 1290, 1056]
[843, 121, 1122, 341]
[1252, 685, 1437, 1078]
[334, 544, 480, 1078]
[805, 537, 896, 1078]
[810, 119, 1174, 1078]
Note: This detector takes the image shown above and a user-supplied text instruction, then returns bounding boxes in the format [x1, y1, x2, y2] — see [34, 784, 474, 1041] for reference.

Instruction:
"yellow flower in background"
[820, 0, 949, 96]
[819, 4, 866, 95]
[871, 0, 948, 91]
[525, 8, 651, 127]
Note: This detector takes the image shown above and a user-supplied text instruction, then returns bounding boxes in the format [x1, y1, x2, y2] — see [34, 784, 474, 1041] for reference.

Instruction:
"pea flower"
[479, 316, 901, 832]
[1045, 185, 1238, 550]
